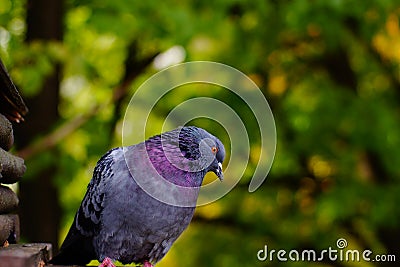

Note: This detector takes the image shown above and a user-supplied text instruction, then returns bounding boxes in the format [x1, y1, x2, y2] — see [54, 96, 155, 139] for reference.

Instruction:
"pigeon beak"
[215, 162, 224, 181]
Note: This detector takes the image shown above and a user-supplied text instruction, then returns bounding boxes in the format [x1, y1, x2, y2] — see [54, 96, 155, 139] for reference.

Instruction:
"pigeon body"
[50, 126, 225, 266]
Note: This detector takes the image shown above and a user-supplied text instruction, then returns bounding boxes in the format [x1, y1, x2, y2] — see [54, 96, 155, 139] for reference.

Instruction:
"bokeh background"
[1, 0, 399, 266]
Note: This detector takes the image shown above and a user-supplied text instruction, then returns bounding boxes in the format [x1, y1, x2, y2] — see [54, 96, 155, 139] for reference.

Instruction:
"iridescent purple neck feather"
[144, 126, 225, 187]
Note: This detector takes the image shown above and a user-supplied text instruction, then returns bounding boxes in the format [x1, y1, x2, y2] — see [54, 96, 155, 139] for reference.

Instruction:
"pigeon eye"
[211, 146, 218, 154]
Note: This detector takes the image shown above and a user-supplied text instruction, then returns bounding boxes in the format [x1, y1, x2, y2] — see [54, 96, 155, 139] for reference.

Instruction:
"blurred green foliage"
[1, 0, 400, 266]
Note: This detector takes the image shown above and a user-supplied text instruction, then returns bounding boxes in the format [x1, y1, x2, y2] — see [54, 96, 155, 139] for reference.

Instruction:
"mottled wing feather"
[59, 148, 118, 251]
[50, 148, 120, 265]
[76, 148, 117, 235]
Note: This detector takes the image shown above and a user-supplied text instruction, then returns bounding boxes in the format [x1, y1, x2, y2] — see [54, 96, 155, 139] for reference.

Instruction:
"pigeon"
[50, 126, 225, 267]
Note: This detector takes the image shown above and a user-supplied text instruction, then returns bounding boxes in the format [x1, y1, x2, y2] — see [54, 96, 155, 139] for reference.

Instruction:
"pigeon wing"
[50, 148, 119, 265]
[76, 148, 117, 235]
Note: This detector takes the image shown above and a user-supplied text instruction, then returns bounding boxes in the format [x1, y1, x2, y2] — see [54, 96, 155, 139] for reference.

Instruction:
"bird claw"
[98, 258, 152, 267]
[143, 260, 154, 267]
[99, 257, 116, 267]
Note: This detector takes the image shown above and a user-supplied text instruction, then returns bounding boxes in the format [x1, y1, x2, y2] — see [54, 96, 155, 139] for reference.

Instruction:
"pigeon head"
[177, 126, 225, 181]
[145, 126, 225, 187]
